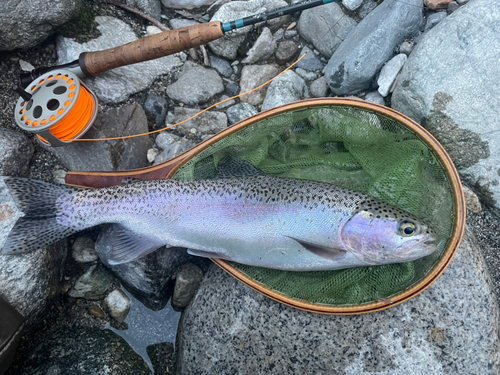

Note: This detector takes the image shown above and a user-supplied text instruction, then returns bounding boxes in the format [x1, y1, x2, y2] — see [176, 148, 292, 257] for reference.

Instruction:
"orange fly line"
[70, 51, 309, 142]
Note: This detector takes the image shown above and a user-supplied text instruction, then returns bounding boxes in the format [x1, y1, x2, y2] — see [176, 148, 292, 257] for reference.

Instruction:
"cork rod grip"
[79, 21, 223, 77]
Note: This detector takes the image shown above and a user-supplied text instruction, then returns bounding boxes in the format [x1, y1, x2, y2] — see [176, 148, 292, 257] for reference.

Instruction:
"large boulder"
[0, 0, 81, 51]
[324, 0, 422, 95]
[392, 0, 500, 210]
[177, 231, 500, 374]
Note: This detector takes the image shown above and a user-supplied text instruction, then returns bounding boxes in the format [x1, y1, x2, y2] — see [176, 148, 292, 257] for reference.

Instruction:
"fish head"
[340, 199, 437, 265]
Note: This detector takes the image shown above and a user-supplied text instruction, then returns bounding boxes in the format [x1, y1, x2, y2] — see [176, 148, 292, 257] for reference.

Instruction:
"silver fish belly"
[2, 176, 437, 271]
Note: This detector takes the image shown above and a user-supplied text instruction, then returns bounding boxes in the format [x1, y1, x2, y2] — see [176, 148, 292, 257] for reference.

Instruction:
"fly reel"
[14, 70, 98, 147]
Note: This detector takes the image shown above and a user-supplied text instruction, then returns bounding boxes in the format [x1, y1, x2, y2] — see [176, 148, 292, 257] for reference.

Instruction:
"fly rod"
[18, 0, 339, 88]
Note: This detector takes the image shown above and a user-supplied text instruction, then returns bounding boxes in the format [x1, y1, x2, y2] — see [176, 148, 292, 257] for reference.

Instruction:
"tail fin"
[2, 177, 79, 254]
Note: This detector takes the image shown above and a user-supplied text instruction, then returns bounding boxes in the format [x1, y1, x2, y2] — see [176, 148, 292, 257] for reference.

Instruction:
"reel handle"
[79, 21, 224, 77]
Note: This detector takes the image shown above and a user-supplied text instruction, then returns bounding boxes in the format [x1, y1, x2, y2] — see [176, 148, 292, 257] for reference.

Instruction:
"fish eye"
[400, 221, 417, 236]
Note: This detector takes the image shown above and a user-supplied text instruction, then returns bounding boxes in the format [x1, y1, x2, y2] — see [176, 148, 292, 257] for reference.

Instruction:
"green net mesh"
[171, 105, 455, 307]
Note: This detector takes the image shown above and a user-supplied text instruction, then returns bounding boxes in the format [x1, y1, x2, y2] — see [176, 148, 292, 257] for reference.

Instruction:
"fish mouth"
[394, 237, 437, 261]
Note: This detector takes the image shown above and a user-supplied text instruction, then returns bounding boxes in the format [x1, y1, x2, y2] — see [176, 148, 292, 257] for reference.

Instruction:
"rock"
[359, 0, 378, 19]
[215, 95, 236, 109]
[391, 0, 500, 211]
[225, 82, 240, 97]
[463, 185, 482, 214]
[177, 231, 500, 374]
[172, 263, 204, 309]
[130, 0, 161, 20]
[52, 170, 67, 184]
[284, 30, 297, 40]
[146, 25, 162, 36]
[144, 93, 168, 127]
[161, 0, 216, 10]
[342, 0, 363, 11]
[68, 263, 114, 300]
[297, 2, 357, 58]
[309, 76, 329, 98]
[147, 342, 175, 375]
[57, 16, 183, 103]
[424, 12, 447, 32]
[89, 304, 106, 319]
[0, 128, 33, 177]
[424, 0, 452, 9]
[364, 91, 386, 106]
[239, 64, 279, 106]
[448, 1, 460, 13]
[324, 0, 422, 95]
[11, 326, 152, 374]
[19, 59, 35, 72]
[0, 0, 80, 51]
[295, 68, 317, 82]
[210, 55, 233, 77]
[261, 70, 307, 111]
[242, 27, 276, 64]
[377, 54, 407, 97]
[154, 132, 196, 165]
[275, 40, 299, 65]
[169, 18, 199, 29]
[209, 0, 288, 60]
[399, 41, 415, 56]
[226, 103, 258, 125]
[0, 177, 67, 329]
[147, 148, 159, 163]
[170, 107, 227, 135]
[104, 289, 131, 323]
[295, 46, 325, 72]
[72, 236, 99, 263]
[96, 224, 191, 310]
[167, 61, 224, 105]
[43, 104, 151, 172]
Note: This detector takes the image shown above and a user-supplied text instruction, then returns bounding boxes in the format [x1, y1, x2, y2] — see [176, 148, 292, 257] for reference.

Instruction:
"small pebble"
[286, 22, 296, 30]
[146, 26, 163, 36]
[172, 263, 204, 310]
[52, 170, 67, 184]
[463, 185, 482, 214]
[72, 236, 99, 263]
[399, 41, 415, 56]
[424, 0, 452, 9]
[447, 1, 459, 13]
[89, 304, 106, 319]
[147, 148, 160, 163]
[104, 289, 131, 323]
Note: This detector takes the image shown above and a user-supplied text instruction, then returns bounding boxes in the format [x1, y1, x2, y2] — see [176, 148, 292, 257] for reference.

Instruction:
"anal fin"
[108, 224, 164, 265]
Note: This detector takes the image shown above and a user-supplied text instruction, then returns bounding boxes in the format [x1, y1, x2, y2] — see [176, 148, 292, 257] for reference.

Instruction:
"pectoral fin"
[107, 224, 164, 265]
[286, 236, 346, 261]
[187, 248, 230, 260]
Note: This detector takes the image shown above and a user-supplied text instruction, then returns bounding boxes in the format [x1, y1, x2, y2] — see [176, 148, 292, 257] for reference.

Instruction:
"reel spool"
[14, 70, 98, 147]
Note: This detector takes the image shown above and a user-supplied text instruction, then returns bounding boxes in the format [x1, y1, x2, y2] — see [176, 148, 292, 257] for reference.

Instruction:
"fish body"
[2, 171, 437, 271]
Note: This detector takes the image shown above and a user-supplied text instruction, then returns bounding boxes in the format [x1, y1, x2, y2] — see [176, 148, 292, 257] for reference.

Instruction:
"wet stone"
[172, 263, 204, 310]
[275, 40, 299, 65]
[68, 263, 114, 301]
[72, 236, 98, 263]
[226, 103, 258, 125]
[144, 93, 168, 128]
[104, 289, 131, 323]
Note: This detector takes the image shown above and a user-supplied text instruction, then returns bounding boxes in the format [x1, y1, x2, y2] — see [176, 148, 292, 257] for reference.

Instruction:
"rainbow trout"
[1, 163, 437, 271]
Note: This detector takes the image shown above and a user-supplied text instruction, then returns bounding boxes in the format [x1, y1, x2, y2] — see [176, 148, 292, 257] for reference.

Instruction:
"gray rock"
[284, 30, 297, 40]
[210, 55, 233, 77]
[96, 224, 192, 310]
[275, 40, 299, 65]
[144, 93, 168, 127]
[172, 263, 204, 309]
[424, 11, 447, 32]
[324, 0, 422, 95]
[295, 68, 317, 82]
[68, 263, 114, 300]
[239, 64, 279, 106]
[0, 0, 80, 51]
[399, 41, 416, 56]
[169, 18, 199, 29]
[167, 61, 224, 105]
[226, 103, 258, 125]
[448, 1, 460, 13]
[273, 29, 285, 41]
[296, 46, 325, 72]
[11, 326, 151, 374]
[391, 0, 500, 211]
[171, 107, 227, 135]
[52, 170, 67, 184]
[154, 132, 196, 165]
[0, 128, 33, 177]
[161, 0, 216, 10]
[0, 177, 67, 329]
[147, 342, 175, 375]
[104, 289, 131, 323]
[242, 27, 276, 64]
[342, 0, 363, 11]
[57, 16, 183, 103]
[209, 0, 288, 60]
[261, 70, 307, 111]
[147, 148, 159, 163]
[72, 236, 98, 263]
[309, 76, 329, 98]
[225, 82, 240, 97]
[177, 231, 500, 374]
[297, 2, 357, 58]
[215, 95, 236, 109]
[463, 185, 482, 214]
[359, 0, 378, 19]
[377, 54, 407, 97]
[43, 104, 151, 172]
[128, 0, 161, 20]
[364, 91, 386, 106]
